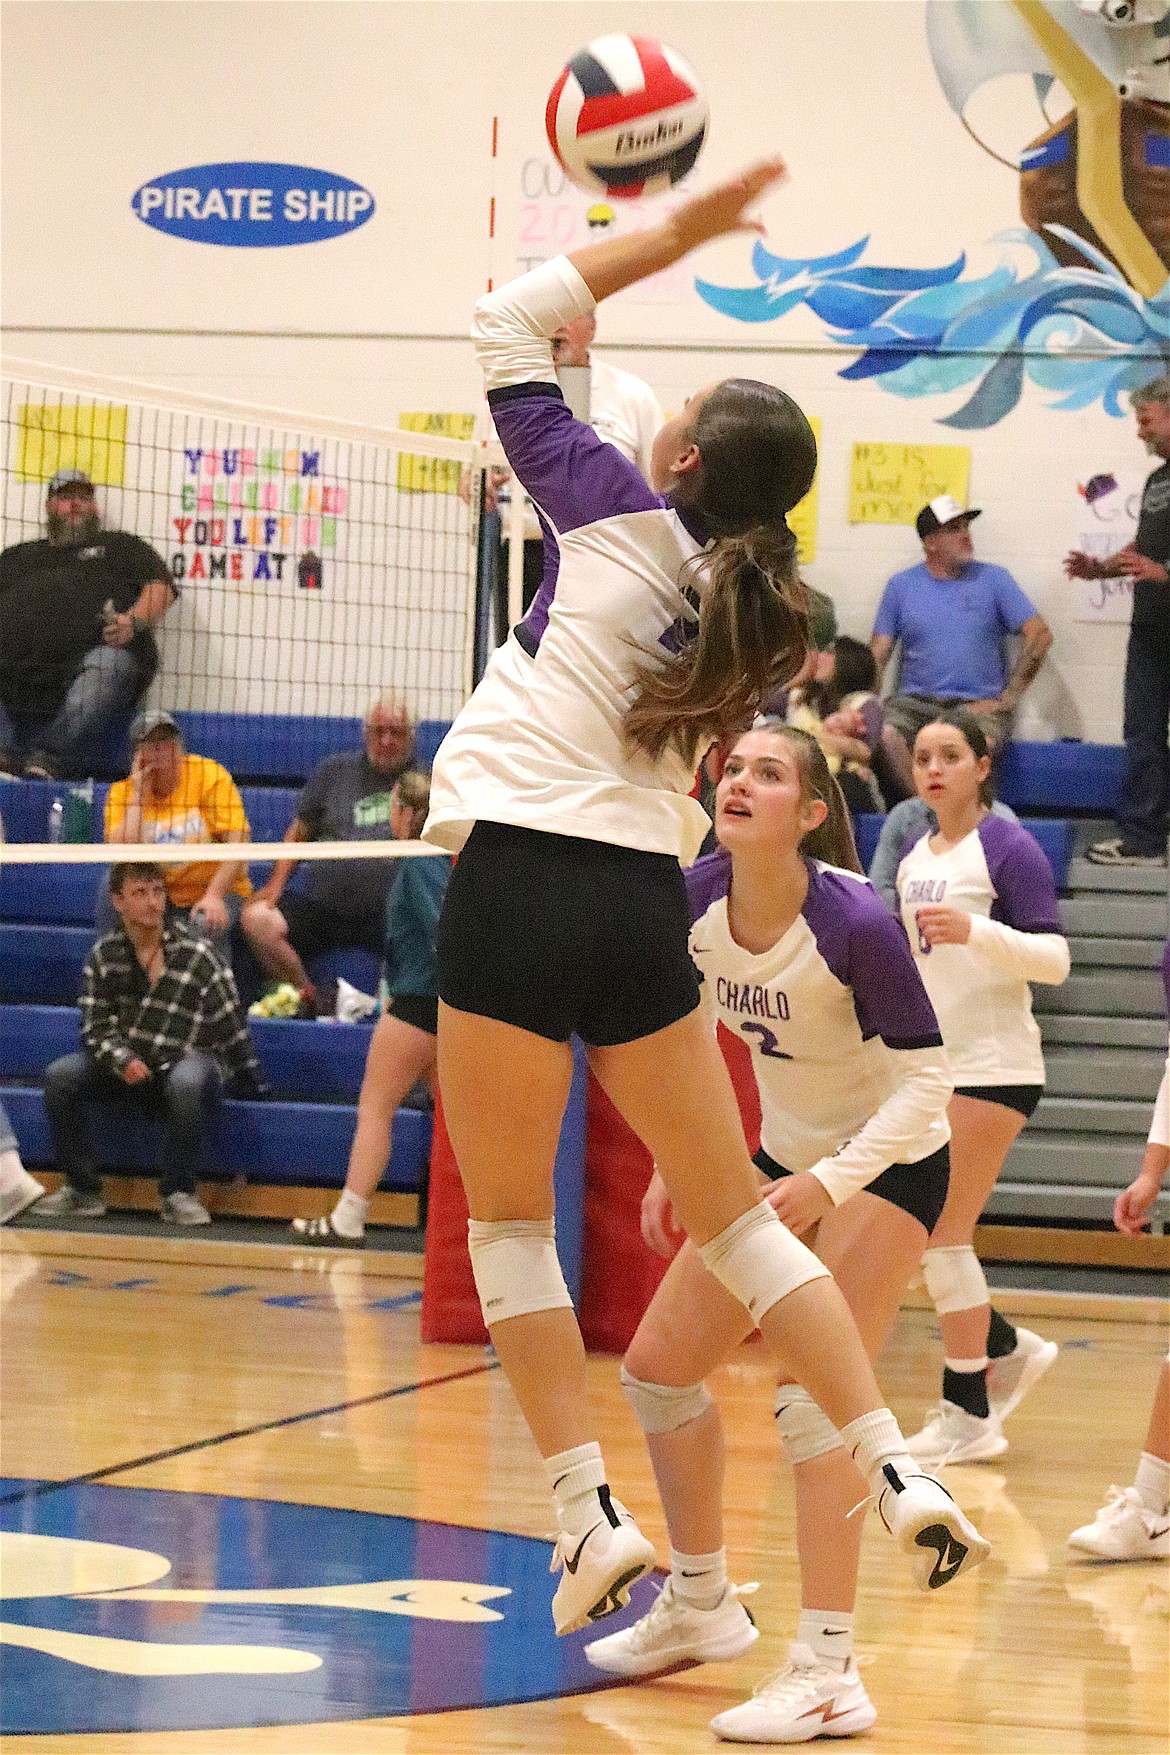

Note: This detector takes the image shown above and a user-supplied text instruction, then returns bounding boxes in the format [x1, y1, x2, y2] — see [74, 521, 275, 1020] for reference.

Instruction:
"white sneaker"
[584, 1577, 759, 1677]
[161, 1191, 211, 1226]
[906, 1401, 1008, 1465]
[549, 1491, 656, 1636]
[0, 1166, 46, 1225]
[1067, 1487, 1170, 1563]
[988, 1327, 1059, 1423]
[710, 1642, 877, 1743]
[877, 1467, 991, 1591]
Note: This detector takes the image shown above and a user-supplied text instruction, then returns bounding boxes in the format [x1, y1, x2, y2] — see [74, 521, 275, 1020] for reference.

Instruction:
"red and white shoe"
[710, 1642, 877, 1743]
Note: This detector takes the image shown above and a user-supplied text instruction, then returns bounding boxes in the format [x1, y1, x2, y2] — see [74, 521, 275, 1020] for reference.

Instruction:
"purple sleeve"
[857, 696, 884, 752]
[488, 384, 660, 537]
[872, 574, 903, 639]
[990, 565, 1039, 634]
[804, 866, 943, 1048]
[684, 848, 732, 925]
[979, 815, 1062, 932]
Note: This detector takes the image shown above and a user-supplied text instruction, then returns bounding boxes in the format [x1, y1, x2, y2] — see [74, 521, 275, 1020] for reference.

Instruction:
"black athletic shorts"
[753, 1141, 951, 1234]
[437, 820, 701, 1046]
[279, 891, 384, 962]
[386, 993, 439, 1036]
[953, 1084, 1043, 1119]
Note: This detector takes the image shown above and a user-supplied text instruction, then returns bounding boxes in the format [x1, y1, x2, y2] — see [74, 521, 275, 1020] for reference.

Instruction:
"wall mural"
[696, 0, 1169, 426]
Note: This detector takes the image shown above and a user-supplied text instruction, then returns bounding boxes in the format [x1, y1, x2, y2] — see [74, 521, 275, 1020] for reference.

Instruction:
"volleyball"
[546, 35, 708, 199]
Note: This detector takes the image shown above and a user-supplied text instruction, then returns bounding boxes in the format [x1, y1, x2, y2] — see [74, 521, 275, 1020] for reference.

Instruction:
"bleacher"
[0, 712, 452, 1228]
[1, 725, 1165, 1250]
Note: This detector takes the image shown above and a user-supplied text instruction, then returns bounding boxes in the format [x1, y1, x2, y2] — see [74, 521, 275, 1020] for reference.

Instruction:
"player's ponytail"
[624, 379, 817, 766]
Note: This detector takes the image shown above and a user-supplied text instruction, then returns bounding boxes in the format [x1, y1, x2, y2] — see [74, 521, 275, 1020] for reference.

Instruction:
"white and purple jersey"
[686, 853, 952, 1205]
[424, 256, 713, 863]
[896, 814, 1070, 1087]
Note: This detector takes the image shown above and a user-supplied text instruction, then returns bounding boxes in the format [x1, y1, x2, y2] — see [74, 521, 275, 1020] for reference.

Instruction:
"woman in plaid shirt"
[37, 861, 266, 1226]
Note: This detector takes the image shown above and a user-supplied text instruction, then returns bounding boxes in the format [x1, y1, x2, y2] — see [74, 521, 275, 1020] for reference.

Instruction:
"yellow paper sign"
[849, 442, 970, 525]
[17, 403, 128, 487]
[789, 416, 821, 565]
[397, 413, 476, 494]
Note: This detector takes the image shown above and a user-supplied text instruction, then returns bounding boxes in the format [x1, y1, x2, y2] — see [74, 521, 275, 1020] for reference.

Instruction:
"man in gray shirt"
[240, 696, 414, 1004]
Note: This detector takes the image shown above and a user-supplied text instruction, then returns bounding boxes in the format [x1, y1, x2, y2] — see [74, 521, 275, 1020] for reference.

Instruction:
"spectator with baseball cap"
[99, 710, 251, 952]
[0, 470, 176, 780]
[870, 494, 1053, 797]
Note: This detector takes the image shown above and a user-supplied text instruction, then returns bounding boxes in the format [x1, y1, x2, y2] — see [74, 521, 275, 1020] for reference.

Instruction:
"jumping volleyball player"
[585, 722, 956, 1741]
[895, 711, 1071, 1464]
[423, 160, 988, 1637]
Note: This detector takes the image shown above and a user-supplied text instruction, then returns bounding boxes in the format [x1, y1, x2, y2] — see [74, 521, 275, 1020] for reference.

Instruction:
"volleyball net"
[0, 359, 527, 849]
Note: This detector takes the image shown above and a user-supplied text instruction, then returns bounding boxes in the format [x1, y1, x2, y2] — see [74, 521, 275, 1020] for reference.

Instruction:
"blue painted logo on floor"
[0, 1480, 659, 1734]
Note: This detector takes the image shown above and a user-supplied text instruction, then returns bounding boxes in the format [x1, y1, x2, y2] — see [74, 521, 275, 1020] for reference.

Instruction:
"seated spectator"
[101, 711, 250, 952]
[868, 794, 1020, 913]
[782, 634, 885, 814]
[0, 470, 176, 780]
[241, 694, 415, 1009]
[36, 861, 267, 1226]
[871, 496, 1053, 798]
[291, 772, 451, 1245]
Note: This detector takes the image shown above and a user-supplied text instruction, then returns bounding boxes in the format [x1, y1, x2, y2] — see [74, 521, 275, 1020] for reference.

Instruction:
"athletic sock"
[331, 1188, 369, 1238]
[986, 1307, 1018, 1360]
[670, 1546, 727, 1612]
[545, 1442, 608, 1535]
[1134, 1451, 1170, 1517]
[839, 1408, 919, 1496]
[797, 1608, 854, 1671]
[943, 1356, 991, 1419]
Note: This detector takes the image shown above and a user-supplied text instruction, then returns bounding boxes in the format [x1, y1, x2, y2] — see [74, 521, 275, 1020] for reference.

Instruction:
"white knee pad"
[620, 1365, 713, 1435]
[466, 1218, 573, 1323]
[773, 1383, 843, 1466]
[698, 1201, 830, 1326]
[921, 1244, 988, 1316]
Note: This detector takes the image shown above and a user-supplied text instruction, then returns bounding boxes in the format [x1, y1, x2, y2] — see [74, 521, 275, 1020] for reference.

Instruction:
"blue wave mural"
[695, 230, 1170, 427]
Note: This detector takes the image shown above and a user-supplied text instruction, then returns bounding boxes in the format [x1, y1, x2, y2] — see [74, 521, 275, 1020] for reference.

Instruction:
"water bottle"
[47, 797, 64, 844]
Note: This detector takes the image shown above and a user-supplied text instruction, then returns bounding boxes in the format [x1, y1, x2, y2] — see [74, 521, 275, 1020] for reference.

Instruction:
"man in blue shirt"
[871, 496, 1053, 796]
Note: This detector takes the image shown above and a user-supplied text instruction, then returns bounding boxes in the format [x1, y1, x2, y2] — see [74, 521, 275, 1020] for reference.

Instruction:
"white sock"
[839, 1408, 919, 1495]
[1134, 1451, 1170, 1516]
[545, 1442, 607, 1534]
[670, 1546, 727, 1612]
[797, 1607, 854, 1671]
[332, 1188, 369, 1237]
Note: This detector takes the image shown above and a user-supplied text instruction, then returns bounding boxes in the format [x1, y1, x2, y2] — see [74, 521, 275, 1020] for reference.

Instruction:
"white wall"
[3, 0, 1164, 739]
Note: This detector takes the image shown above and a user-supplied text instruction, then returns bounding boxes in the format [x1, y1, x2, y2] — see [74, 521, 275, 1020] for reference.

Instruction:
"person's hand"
[641, 1170, 686, 1260]
[1063, 549, 1104, 580]
[963, 697, 1003, 718]
[1115, 546, 1168, 585]
[1114, 1167, 1164, 1236]
[251, 879, 283, 909]
[102, 611, 137, 648]
[123, 1058, 151, 1085]
[915, 905, 971, 947]
[191, 893, 229, 938]
[766, 1171, 832, 1237]
[823, 705, 864, 739]
[669, 158, 788, 254]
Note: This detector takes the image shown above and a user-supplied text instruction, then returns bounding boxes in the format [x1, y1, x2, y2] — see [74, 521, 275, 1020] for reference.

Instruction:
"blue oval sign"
[131, 162, 375, 247]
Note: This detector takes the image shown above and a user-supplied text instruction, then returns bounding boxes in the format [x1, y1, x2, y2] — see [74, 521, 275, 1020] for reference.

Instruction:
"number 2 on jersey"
[741, 1022, 793, 1060]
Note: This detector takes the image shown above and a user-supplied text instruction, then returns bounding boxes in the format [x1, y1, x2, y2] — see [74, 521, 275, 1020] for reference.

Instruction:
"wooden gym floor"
[1, 1228, 1166, 1754]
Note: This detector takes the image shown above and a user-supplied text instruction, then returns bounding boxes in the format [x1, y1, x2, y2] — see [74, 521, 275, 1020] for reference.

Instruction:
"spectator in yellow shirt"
[102, 711, 251, 951]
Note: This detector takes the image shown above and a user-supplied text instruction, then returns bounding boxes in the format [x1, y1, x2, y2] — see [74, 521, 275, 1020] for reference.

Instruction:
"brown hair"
[393, 769, 431, 834]
[624, 380, 817, 765]
[918, 709, 995, 807]
[742, 721, 862, 873]
[109, 861, 166, 894]
[1132, 375, 1169, 408]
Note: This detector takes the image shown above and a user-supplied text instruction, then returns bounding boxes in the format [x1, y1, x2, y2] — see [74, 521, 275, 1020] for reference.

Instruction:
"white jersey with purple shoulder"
[423, 257, 712, 864]
[685, 851, 952, 1207]
[896, 814, 1071, 1087]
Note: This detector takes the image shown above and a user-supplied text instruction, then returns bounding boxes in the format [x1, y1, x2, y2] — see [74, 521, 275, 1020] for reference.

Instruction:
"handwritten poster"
[1069, 465, 1144, 623]
[17, 402, 128, 487]
[790, 417, 822, 565]
[397, 412, 476, 494]
[848, 442, 970, 525]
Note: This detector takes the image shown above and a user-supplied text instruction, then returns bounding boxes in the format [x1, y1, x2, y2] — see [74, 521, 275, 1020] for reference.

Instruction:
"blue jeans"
[1117, 620, 1170, 856]
[0, 644, 143, 776]
[43, 1050, 223, 1197]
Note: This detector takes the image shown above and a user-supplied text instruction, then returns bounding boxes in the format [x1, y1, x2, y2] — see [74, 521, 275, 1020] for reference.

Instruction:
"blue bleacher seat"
[996, 741, 1123, 814]
[0, 925, 94, 1003]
